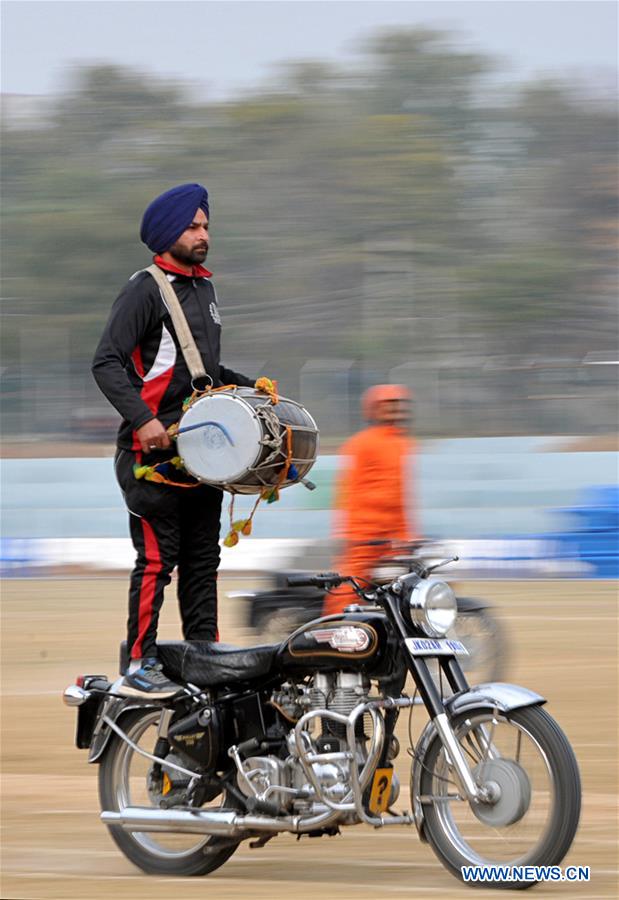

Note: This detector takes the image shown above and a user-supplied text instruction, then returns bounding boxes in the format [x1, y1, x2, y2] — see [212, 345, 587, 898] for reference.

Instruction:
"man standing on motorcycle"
[323, 384, 419, 615]
[92, 183, 258, 697]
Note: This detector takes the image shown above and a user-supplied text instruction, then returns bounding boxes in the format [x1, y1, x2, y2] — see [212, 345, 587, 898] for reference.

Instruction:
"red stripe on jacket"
[132, 347, 145, 378]
[131, 366, 175, 450]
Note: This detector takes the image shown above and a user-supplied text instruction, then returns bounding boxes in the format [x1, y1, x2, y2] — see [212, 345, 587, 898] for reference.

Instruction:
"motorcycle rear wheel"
[418, 705, 581, 888]
[99, 708, 241, 876]
[454, 608, 508, 684]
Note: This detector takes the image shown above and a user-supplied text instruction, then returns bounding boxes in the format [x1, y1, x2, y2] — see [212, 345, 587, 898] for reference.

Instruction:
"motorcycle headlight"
[408, 579, 457, 637]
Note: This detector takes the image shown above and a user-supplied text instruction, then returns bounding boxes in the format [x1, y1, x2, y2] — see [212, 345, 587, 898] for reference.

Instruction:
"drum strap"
[145, 264, 207, 382]
[140, 267, 291, 508]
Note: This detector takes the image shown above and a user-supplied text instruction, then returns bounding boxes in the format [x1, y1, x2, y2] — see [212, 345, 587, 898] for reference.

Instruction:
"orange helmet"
[362, 384, 413, 421]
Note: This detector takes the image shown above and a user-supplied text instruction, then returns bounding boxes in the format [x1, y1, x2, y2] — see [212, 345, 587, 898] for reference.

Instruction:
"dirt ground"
[1, 578, 617, 900]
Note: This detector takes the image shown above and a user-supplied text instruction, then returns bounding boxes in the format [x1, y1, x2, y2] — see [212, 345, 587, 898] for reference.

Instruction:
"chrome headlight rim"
[408, 578, 457, 638]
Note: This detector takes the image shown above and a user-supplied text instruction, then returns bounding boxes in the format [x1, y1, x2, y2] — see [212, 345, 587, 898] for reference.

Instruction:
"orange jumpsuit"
[323, 424, 418, 615]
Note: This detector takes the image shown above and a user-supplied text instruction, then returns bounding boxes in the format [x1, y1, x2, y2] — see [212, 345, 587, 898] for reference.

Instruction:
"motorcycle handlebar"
[286, 572, 345, 588]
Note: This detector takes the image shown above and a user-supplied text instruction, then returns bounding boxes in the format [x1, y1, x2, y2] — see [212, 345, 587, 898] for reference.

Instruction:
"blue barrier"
[549, 485, 619, 578]
[0, 537, 42, 574]
[1, 450, 617, 578]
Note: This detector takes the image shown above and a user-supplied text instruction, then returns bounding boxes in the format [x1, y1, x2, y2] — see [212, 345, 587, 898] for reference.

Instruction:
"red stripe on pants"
[131, 518, 162, 658]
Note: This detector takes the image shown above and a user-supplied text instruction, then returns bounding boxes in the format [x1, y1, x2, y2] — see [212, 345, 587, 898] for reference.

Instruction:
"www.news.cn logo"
[461, 865, 590, 884]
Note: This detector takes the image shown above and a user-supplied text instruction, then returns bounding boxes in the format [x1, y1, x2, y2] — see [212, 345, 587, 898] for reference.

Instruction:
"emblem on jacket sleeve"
[209, 302, 222, 325]
[307, 626, 371, 653]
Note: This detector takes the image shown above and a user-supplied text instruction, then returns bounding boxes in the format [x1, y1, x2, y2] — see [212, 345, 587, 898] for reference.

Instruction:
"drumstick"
[171, 420, 235, 445]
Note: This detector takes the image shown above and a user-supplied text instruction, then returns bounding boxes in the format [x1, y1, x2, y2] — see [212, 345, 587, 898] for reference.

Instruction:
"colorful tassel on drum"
[231, 519, 252, 534]
[225, 515, 255, 546]
[133, 459, 195, 488]
[147, 471, 167, 484]
[262, 487, 280, 504]
[255, 376, 275, 393]
[254, 376, 279, 404]
[134, 463, 166, 483]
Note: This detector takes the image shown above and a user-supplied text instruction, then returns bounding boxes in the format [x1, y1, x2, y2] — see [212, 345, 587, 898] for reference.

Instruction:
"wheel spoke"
[100, 706, 242, 876]
[419, 707, 571, 869]
[108, 710, 215, 858]
[462, 731, 484, 764]
[478, 716, 498, 765]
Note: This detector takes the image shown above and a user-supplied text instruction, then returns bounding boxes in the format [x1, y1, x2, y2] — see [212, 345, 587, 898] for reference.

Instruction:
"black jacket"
[92, 261, 253, 450]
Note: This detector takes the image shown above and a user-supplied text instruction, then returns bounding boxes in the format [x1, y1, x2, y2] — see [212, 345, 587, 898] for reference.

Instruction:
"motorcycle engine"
[309, 671, 371, 731]
[236, 672, 371, 813]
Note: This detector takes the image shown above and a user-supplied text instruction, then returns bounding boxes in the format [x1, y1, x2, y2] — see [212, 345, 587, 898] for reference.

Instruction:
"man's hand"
[136, 419, 171, 454]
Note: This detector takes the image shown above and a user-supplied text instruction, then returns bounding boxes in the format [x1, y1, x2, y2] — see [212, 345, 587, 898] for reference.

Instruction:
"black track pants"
[115, 449, 223, 660]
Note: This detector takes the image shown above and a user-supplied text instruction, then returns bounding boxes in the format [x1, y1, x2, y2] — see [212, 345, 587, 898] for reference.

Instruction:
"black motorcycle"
[237, 541, 508, 686]
[64, 557, 580, 887]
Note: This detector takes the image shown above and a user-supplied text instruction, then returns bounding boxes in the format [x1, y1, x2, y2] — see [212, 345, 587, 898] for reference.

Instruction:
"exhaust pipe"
[102, 808, 243, 835]
[101, 806, 331, 836]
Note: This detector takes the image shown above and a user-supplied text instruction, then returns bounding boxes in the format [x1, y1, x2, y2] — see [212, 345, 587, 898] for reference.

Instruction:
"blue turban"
[140, 183, 210, 254]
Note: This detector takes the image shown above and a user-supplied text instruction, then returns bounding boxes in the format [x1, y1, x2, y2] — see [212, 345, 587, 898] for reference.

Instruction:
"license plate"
[369, 767, 393, 814]
[405, 637, 469, 656]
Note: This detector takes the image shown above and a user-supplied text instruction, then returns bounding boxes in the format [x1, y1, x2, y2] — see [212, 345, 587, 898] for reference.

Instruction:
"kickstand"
[249, 834, 277, 850]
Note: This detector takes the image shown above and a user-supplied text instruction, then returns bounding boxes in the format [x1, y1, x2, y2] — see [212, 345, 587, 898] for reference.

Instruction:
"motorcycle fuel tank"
[278, 611, 396, 677]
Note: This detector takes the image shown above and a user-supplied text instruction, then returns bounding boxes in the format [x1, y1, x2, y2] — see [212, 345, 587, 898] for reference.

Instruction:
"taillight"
[76, 675, 86, 688]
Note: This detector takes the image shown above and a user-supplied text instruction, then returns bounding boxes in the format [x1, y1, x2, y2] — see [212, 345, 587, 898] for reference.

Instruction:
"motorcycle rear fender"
[410, 682, 545, 841]
[88, 691, 160, 763]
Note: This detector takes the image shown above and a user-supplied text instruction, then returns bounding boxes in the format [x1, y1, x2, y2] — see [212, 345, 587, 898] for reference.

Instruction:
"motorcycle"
[238, 541, 508, 686]
[64, 556, 580, 886]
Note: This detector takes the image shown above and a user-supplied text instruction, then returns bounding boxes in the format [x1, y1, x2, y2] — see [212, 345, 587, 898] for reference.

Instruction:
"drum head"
[177, 394, 263, 484]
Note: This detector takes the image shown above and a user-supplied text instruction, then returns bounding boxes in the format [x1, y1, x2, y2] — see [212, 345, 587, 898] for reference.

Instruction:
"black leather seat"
[119, 640, 280, 688]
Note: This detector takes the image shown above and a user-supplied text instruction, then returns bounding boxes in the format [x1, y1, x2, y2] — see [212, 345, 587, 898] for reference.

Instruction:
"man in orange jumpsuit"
[323, 384, 419, 615]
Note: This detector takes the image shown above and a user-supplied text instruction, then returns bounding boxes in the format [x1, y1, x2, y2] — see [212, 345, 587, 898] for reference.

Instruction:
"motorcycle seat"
[119, 640, 279, 688]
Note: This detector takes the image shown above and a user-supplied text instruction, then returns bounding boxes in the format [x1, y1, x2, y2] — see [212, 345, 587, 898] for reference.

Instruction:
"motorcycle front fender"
[244, 590, 323, 630]
[410, 682, 545, 841]
[456, 595, 491, 613]
[446, 682, 545, 717]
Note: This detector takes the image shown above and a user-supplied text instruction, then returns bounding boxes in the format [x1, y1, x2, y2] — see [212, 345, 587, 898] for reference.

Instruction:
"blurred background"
[1, 0, 617, 575]
[2, 9, 618, 897]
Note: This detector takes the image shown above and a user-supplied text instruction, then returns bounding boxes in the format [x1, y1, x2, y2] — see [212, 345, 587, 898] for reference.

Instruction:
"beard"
[168, 241, 208, 266]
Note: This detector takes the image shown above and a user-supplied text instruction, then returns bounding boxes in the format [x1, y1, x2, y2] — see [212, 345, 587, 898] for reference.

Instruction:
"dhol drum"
[176, 387, 319, 494]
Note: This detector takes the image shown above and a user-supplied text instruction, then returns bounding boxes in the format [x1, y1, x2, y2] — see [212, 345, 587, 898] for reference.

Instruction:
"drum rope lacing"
[223, 423, 294, 547]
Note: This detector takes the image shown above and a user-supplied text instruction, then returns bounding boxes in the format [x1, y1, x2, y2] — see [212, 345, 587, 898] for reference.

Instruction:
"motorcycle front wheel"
[99, 708, 242, 876]
[256, 607, 306, 643]
[417, 705, 581, 888]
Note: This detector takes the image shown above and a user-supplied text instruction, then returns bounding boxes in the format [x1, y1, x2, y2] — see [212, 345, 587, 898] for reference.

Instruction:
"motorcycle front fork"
[406, 651, 494, 804]
[379, 590, 494, 804]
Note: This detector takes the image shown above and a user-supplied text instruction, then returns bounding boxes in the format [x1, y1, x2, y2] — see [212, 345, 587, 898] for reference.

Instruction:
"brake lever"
[424, 556, 459, 575]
